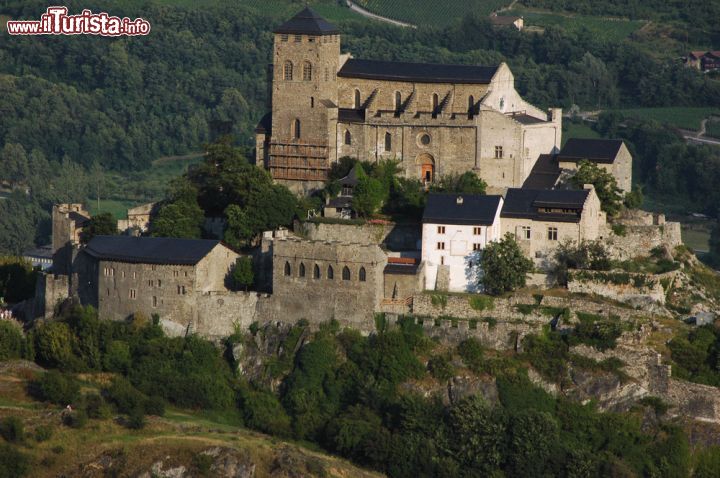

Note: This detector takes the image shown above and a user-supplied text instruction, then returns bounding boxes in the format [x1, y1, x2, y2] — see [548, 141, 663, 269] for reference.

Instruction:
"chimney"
[583, 183, 595, 191]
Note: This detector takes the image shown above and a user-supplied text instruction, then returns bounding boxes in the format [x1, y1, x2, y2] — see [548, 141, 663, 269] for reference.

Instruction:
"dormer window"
[281, 34, 289, 42]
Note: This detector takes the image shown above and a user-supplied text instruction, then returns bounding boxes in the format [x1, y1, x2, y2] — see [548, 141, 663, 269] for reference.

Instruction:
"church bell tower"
[266, 7, 341, 193]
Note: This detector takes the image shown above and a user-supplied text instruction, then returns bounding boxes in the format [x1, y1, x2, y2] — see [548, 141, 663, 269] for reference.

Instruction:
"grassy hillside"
[610, 107, 720, 131]
[0, 361, 382, 478]
[505, 8, 645, 41]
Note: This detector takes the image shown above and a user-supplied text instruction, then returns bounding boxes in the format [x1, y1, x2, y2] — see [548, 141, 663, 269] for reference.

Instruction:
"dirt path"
[345, 0, 416, 28]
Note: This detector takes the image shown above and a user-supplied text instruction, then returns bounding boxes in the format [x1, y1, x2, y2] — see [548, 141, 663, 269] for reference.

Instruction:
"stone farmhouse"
[255, 7, 562, 194]
[421, 194, 504, 292]
[116, 202, 159, 234]
[686, 51, 720, 73]
[488, 13, 524, 31]
[557, 139, 632, 193]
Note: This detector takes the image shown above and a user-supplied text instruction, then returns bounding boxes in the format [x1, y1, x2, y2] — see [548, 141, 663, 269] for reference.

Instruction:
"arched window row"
[282, 261, 368, 282]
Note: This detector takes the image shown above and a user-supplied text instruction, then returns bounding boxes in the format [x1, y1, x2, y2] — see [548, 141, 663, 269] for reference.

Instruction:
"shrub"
[144, 396, 166, 417]
[192, 453, 214, 476]
[0, 322, 24, 361]
[239, 386, 292, 437]
[34, 425, 53, 442]
[83, 393, 111, 419]
[468, 295, 494, 311]
[0, 417, 24, 443]
[32, 321, 75, 369]
[428, 354, 455, 381]
[63, 409, 87, 429]
[105, 377, 147, 414]
[480, 234, 534, 295]
[515, 304, 538, 315]
[430, 293, 448, 308]
[103, 340, 131, 374]
[611, 224, 627, 236]
[639, 396, 669, 416]
[0, 442, 30, 478]
[457, 338, 484, 373]
[125, 407, 146, 430]
[30, 370, 80, 405]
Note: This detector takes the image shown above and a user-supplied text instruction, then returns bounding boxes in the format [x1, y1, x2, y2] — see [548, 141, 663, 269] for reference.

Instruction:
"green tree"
[480, 233, 534, 295]
[623, 185, 644, 210]
[33, 321, 75, 368]
[79, 213, 116, 244]
[446, 396, 505, 474]
[569, 160, 623, 216]
[352, 167, 384, 218]
[0, 143, 29, 187]
[231, 257, 254, 291]
[709, 222, 720, 267]
[0, 322, 24, 362]
[431, 171, 487, 195]
[151, 179, 205, 239]
[0, 442, 30, 478]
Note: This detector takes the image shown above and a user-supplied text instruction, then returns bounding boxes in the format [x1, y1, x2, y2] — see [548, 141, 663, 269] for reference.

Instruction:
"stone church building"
[255, 8, 562, 194]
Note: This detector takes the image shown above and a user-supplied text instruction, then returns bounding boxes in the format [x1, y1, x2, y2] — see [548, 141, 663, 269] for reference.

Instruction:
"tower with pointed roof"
[261, 7, 341, 194]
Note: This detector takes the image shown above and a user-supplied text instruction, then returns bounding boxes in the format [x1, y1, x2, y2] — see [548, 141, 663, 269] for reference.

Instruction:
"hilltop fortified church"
[255, 8, 562, 194]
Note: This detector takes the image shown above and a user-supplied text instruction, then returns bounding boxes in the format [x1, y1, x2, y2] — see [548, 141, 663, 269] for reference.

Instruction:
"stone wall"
[605, 222, 683, 261]
[34, 273, 70, 319]
[391, 315, 541, 351]
[567, 269, 676, 306]
[300, 221, 421, 251]
[194, 292, 265, 339]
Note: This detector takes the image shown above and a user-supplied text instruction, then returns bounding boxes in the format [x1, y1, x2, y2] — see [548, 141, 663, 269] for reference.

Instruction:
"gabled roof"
[69, 211, 90, 226]
[489, 15, 521, 25]
[423, 194, 503, 226]
[274, 7, 339, 35]
[558, 138, 624, 164]
[501, 188, 590, 223]
[339, 164, 361, 188]
[254, 112, 272, 134]
[338, 59, 499, 84]
[522, 154, 561, 189]
[84, 235, 222, 266]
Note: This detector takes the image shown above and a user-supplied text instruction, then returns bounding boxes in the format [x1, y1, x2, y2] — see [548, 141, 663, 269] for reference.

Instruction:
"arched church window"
[342, 266, 351, 281]
[313, 264, 321, 279]
[385, 132, 392, 151]
[354, 89, 361, 109]
[468, 95, 475, 116]
[299, 263, 306, 278]
[327, 265, 334, 279]
[432, 93, 439, 112]
[284, 262, 291, 276]
[359, 267, 366, 282]
[284, 61, 293, 81]
[292, 119, 301, 139]
[344, 130, 352, 145]
[395, 91, 402, 110]
[303, 61, 312, 81]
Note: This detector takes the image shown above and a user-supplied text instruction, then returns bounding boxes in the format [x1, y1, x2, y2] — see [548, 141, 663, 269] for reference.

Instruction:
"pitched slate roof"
[274, 7, 339, 35]
[69, 211, 90, 226]
[501, 188, 589, 223]
[384, 262, 420, 275]
[510, 113, 547, 125]
[558, 138, 624, 164]
[338, 59, 499, 84]
[254, 112, 272, 134]
[423, 194, 503, 225]
[84, 235, 221, 266]
[522, 154, 561, 189]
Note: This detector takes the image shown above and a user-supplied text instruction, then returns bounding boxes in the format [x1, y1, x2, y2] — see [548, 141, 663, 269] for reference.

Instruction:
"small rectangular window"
[437, 226, 445, 234]
[308, 36, 315, 42]
[152, 296, 158, 307]
[437, 242, 445, 250]
[521, 226, 531, 240]
[294, 34, 301, 43]
[473, 243, 482, 251]
[473, 227, 481, 235]
[129, 289, 136, 299]
[281, 34, 288, 42]
[157, 280, 161, 288]
[495, 146, 503, 159]
[548, 227, 558, 241]
[133, 271, 137, 279]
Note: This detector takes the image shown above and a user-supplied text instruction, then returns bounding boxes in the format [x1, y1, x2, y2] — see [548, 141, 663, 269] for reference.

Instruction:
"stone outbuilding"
[557, 138, 633, 193]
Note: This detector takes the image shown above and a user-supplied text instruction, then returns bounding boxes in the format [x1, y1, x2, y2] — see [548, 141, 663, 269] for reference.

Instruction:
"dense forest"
[1, 0, 720, 254]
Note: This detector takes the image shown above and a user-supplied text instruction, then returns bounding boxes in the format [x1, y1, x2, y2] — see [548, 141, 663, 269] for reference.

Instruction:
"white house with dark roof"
[422, 193, 504, 292]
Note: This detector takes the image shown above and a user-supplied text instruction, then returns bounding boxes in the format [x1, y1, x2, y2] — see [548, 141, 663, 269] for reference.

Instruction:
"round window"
[420, 133, 431, 146]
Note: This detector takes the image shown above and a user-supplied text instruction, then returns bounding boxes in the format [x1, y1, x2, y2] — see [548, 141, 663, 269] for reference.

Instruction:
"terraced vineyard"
[357, 0, 510, 27]
[506, 8, 646, 41]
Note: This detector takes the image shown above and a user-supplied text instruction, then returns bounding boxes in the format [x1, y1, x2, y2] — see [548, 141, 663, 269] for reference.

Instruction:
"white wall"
[422, 199, 503, 292]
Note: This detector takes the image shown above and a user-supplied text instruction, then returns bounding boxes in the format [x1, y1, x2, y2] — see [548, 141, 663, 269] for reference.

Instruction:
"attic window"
[456, 197, 464, 205]
[281, 34, 289, 42]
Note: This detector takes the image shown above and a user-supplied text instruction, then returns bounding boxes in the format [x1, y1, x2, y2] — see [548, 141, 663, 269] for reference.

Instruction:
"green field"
[506, 9, 645, 42]
[358, 0, 509, 28]
[610, 107, 720, 131]
[562, 122, 601, 145]
[706, 119, 720, 139]
[87, 199, 139, 220]
[241, 0, 367, 23]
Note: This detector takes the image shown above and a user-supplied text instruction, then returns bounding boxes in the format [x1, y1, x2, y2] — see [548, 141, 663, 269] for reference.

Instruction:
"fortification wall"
[300, 221, 421, 250]
[194, 291, 265, 339]
[567, 269, 677, 307]
[34, 273, 70, 319]
[605, 222, 682, 261]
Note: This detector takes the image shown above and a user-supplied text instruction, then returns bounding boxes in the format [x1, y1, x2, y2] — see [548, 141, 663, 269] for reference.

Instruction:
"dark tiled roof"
[510, 113, 546, 125]
[84, 235, 221, 265]
[254, 112, 272, 134]
[338, 59, 499, 84]
[558, 138, 624, 164]
[501, 188, 589, 223]
[339, 164, 361, 187]
[384, 263, 419, 275]
[274, 7, 339, 35]
[338, 108, 365, 123]
[489, 15, 522, 25]
[69, 211, 90, 226]
[423, 194, 503, 225]
[327, 196, 352, 208]
[522, 154, 561, 189]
